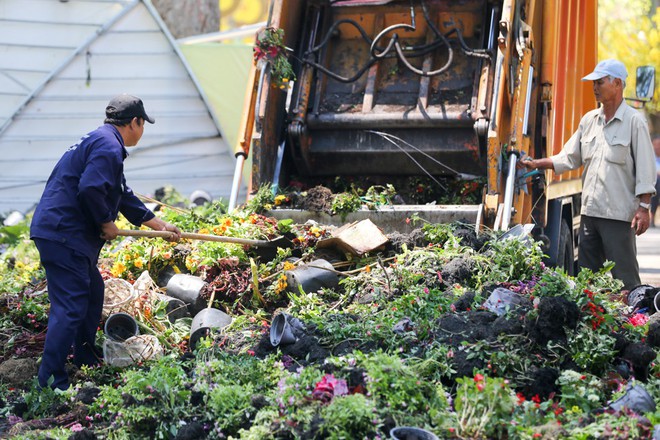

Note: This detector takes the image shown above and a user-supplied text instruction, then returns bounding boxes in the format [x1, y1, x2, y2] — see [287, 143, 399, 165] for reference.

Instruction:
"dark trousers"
[578, 215, 641, 291]
[34, 239, 104, 390]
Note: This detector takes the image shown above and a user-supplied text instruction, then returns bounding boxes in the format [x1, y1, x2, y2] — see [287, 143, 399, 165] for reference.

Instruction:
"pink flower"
[70, 423, 84, 432]
[476, 383, 485, 392]
[312, 374, 348, 403]
[629, 313, 650, 327]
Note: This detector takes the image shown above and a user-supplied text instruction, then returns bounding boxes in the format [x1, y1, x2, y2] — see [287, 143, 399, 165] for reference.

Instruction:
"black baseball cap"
[105, 94, 155, 124]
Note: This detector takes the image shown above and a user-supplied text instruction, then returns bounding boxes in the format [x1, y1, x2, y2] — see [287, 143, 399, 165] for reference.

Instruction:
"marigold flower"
[111, 262, 126, 277]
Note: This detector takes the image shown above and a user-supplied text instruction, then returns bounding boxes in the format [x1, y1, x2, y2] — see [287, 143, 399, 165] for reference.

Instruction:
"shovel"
[117, 229, 292, 254]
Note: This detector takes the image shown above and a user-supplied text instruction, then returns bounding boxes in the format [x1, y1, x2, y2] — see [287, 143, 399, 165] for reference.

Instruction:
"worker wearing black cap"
[30, 94, 181, 390]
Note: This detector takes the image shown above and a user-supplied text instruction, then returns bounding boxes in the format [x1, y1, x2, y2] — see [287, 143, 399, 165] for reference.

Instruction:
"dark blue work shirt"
[30, 124, 155, 261]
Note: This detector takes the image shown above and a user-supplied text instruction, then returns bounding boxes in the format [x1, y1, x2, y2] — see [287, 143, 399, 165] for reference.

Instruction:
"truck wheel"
[557, 219, 575, 276]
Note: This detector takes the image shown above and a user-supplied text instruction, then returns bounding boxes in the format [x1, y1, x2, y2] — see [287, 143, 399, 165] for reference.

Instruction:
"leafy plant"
[318, 394, 380, 439]
[91, 355, 192, 439]
[473, 236, 545, 287]
[205, 383, 255, 434]
[23, 378, 70, 419]
[452, 373, 516, 439]
[567, 322, 617, 375]
[557, 370, 606, 414]
[254, 27, 296, 89]
[331, 191, 362, 221]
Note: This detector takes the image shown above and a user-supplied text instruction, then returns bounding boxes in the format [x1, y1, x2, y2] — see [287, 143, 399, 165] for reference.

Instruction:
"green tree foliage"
[599, 0, 660, 113]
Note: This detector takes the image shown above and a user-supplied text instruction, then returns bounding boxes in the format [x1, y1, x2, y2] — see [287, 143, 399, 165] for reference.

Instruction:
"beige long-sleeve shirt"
[551, 101, 656, 222]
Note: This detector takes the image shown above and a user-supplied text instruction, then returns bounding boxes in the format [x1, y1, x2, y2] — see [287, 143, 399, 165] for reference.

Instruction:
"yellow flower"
[134, 259, 143, 269]
[310, 226, 321, 237]
[264, 203, 273, 211]
[274, 273, 288, 294]
[274, 195, 287, 206]
[111, 262, 126, 277]
[198, 228, 210, 235]
[283, 261, 295, 271]
[363, 265, 371, 273]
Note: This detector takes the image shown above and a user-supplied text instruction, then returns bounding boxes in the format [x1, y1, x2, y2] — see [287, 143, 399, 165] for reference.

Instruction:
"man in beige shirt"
[523, 59, 656, 291]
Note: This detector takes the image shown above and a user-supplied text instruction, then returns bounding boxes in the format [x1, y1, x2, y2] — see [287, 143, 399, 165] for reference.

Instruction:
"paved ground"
[638, 225, 660, 286]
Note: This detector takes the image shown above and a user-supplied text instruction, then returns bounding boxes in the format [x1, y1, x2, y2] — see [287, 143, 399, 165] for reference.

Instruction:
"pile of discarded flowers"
[1, 193, 660, 439]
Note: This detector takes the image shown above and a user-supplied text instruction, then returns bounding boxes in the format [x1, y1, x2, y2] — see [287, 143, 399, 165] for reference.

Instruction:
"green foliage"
[205, 383, 255, 433]
[358, 351, 448, 417]
[244, 184, 275, 214]
[573, 262, 624, 294]
[362, 184, 397, 208]
[567, 323, 617, 375]
[3, 292, 49, 331]
[558, 370, 606, 414]
[254, 27, 296, 89]
[599, 0, 660, 113]
[0, 219, 42, 295]
[452, 374, 516, 439]
[91, 355, 192, 439]
[331, 191, 362, 221]
[0, 221, 29, 247]
[532, 269, 573, 298]
[193, 352, 280, 393]
[318, 394, 379, 439]
[22, 378, 70, 419]
[473, 236, 545, 287]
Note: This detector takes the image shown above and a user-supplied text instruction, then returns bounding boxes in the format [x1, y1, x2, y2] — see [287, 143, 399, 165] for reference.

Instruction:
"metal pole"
[501, 153, 517, 230]
[228, 154, 246, 212]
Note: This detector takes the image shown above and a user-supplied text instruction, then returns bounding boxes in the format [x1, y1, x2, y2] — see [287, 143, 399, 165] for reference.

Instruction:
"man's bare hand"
[631, 208, 651, 236]
[100, 222, 120, 241]
[142, 217, 181, 242]
[161, 222, 182, 242]
[519, 157, 536, 170]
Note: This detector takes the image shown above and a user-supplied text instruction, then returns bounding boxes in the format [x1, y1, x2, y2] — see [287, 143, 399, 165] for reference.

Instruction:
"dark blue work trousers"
[34, 238, 104, 390]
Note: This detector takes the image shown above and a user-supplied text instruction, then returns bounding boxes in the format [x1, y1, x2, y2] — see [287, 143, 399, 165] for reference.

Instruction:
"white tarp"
[0, 0, 245, 215]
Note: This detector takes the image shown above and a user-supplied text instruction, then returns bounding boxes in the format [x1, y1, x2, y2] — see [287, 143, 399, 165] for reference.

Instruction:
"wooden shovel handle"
[117, 229, 273, 246]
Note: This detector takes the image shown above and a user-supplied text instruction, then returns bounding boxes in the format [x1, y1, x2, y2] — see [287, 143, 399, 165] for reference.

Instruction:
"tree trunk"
[151, 0, 220, 39]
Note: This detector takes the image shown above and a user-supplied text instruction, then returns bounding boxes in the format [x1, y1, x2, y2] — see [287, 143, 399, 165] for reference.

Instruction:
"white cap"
[582, 59, 628, 81]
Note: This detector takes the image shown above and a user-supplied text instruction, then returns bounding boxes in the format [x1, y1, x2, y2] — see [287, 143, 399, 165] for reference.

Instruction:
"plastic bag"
[103, 278, 137, 318]
[103, 334, 164, 367]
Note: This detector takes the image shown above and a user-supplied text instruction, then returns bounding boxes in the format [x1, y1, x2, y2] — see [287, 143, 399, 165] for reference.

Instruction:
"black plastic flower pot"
[609, 384, 656, 414]
[166, 274, 208, 315]
[390, 427, 439, 440]
[285, 259, 339, 293]
[189, 308, 232, 349]
[156, 293, 190, 323]
[104, 312, 139, 342]
[270, 313, 300, 347]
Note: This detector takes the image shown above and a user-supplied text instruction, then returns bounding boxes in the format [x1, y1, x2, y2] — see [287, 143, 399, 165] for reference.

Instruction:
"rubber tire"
[557, 219, 575, 276]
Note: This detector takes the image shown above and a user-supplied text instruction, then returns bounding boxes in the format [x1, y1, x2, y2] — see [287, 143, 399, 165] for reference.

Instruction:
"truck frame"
[231, 0, 599, 274]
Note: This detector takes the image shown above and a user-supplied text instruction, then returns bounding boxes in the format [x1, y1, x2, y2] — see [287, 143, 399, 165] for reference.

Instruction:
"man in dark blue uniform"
[30, 94, 181, 390]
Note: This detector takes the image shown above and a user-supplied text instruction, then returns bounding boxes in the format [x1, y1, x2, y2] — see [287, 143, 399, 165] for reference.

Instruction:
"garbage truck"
[227, 0, 642, 274]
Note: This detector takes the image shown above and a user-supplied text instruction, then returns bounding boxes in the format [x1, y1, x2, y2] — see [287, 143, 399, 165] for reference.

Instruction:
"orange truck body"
[236, 0, 598, 270]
